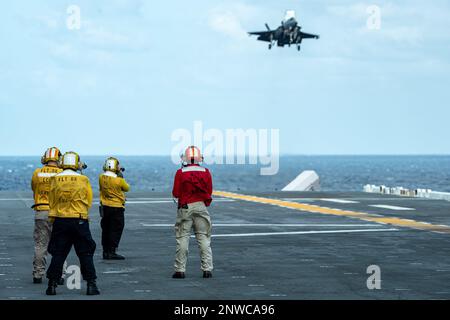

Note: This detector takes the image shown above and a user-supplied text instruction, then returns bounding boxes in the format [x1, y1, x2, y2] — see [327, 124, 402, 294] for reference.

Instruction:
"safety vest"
[48, 170, 93, 220]
[99, 171, 130, 208]
[31, 165, 63, 211]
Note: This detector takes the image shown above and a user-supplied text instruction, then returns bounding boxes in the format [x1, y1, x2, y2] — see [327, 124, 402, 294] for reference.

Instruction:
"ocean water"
[0, 156, 449, 193]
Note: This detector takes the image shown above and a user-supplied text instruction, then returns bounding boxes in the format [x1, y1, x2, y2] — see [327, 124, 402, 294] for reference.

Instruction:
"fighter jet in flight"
[249, 10, 319, 51]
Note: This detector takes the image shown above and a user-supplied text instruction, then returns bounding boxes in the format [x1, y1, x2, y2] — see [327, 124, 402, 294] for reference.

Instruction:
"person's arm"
[48, 177, 56, 222]
[86, 178, 93, 208]
[206, 169, 213, 197]
[31, 170, 38, 193]
[121, 178, 130, 192]
[172, 170, 181, 198]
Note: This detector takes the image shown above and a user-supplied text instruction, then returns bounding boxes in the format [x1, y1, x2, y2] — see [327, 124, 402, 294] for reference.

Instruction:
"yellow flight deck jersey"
[48, 170, 93, 220]
[31, 165, 63, 212]
[99, 171, 130, 208]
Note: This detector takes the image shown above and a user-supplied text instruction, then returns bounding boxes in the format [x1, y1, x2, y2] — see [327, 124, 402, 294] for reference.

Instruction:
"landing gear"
[297, 44, 301, 51]
[268, 34, 274, 50]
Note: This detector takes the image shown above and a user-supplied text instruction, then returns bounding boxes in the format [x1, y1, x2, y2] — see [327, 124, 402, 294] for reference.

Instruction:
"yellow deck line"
[214, 191, 450, 234]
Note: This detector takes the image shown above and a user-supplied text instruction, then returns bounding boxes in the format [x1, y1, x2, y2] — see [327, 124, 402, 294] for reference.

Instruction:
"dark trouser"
[101, 206, 125, 251]
[47, 218, 97, 281]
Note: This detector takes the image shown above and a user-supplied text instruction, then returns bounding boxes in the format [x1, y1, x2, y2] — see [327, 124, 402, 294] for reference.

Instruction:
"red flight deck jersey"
[172, 164, 213, 208]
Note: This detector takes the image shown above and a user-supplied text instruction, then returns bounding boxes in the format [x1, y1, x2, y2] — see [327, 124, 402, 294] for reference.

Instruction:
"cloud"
[208, 3, 261, 40]
[82, 21, 131, 47]
[209, 11, 247, 39]
[326, 2, 369, 21]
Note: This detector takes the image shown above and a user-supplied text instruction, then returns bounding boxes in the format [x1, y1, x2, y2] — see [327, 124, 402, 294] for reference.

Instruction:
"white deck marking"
[248, 284, 264, 287]
[208, 228, 399, 238]
[103, 270, 130, 274]
[369, 205, 415, 211]
[395, 288, 411, 291]
[141, 223, 385, 228]
[320, 199, 359, 204]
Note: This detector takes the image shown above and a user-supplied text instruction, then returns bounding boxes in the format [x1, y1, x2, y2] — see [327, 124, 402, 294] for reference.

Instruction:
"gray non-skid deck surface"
[0, 191, 449, 300]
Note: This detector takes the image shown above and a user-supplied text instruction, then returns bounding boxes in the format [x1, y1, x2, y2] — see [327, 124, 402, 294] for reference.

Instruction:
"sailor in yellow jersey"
[99, 157, 130, 260]
[30, 147, 63, 284]
[46, 152, 100, 296]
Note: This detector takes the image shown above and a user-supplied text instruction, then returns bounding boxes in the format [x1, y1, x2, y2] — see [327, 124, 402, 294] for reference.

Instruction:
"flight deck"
[0, 191, 449, 300]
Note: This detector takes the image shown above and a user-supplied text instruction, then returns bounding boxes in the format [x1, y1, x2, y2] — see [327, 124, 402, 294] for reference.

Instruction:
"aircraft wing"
[300, 31, 320, 39]
[248, 31, 274, 42]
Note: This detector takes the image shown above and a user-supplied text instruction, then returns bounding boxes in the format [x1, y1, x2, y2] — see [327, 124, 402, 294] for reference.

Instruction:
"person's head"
[103, 157, 122, 174]
[60, 152, 87, 171]
[181, 146, 203, 165]
[41, 147, 62, 167]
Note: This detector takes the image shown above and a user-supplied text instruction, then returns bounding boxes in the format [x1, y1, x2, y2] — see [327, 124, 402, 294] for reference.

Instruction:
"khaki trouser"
[174, 202, 213, 272]
[33, 211, 52, 279]
[33, 211, 67, 279]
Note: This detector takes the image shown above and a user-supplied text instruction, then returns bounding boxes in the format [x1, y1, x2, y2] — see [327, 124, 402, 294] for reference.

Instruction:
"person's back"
[99, 169, 129, 209]
[49, 170, 92, 220]
[32, 165, 63, 213]
[173, 164, 212, 208]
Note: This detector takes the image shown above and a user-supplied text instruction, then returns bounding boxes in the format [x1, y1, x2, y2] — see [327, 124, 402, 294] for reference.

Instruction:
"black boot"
[172, 272, 186, 279]
[86, 280, 100, 296]
[203, 271, 213, 278]
[33, 277, 42, 284]
[109, 248, 125, 260]
[103, 249, 111, 260]
[46, 279, 58, 295]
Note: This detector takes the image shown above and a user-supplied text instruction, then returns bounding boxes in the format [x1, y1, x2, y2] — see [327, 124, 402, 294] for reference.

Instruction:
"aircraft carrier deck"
[1, 191, 449, 300]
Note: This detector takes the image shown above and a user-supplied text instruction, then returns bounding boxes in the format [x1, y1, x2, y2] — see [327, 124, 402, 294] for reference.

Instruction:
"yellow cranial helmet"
[103, 157, 120, 173]
[60, 152, 84, 171]
[41, 147, 62, 165]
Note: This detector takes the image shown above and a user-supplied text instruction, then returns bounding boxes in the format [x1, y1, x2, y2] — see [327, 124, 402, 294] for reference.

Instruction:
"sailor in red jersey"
[172, 146, 213, 279]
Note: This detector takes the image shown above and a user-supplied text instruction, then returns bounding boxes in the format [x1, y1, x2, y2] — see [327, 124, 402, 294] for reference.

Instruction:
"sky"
[1, 0, 450, 156]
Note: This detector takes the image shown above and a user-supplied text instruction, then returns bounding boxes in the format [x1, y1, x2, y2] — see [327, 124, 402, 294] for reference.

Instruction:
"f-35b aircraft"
[249, 11, 319, 51]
